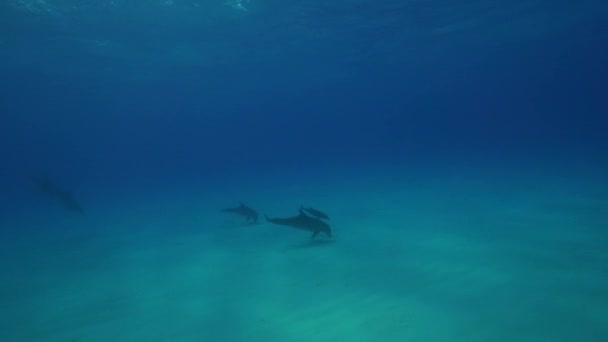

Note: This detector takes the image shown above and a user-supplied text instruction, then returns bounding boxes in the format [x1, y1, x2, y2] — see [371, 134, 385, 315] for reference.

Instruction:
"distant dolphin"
[221, 202, 259, 223]
[300, 205, 329, 220]
[31, 176, 84, 214]
[265, 209, 332, 238]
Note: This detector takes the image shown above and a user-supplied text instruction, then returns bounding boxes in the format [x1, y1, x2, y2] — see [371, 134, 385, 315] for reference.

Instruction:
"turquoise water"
[2, 161, 607, 341]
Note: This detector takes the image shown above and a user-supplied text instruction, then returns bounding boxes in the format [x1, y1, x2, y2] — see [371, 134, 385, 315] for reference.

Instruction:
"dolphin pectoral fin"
[311, 231, 320, 239]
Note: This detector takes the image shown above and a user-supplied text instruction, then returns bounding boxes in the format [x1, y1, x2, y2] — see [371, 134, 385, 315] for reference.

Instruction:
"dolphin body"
[300, 206, 329, 220]
[31, 176, 84, 214]
[265, 209, 332, 238]
[221, 202, 259, 223]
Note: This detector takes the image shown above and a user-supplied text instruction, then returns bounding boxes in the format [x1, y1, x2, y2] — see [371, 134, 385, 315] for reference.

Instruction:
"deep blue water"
[2, 1, 607, 197]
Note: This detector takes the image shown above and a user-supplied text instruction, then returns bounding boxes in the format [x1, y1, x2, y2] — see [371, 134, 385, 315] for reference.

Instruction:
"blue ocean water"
[1, 1, 607, 341]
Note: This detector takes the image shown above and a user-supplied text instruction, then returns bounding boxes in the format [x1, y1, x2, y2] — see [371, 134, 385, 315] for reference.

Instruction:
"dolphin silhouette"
[31, 176, 84, 214]
[265, 209, 332, 238]
[300, 205, 329, 220]
[221, 202, 259, 223]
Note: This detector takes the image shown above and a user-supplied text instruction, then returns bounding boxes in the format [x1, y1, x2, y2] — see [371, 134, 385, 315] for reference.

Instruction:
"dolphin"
[265, 209, 332, 238]
[31, 176, 84, 214]
[221, 202, 259, 223]
[300, 205, 329, 220]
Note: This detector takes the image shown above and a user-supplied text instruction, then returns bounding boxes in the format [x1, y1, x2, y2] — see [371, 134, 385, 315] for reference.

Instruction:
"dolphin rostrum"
[31, 176, 84, 214]
[265, 209, 332, 238]
[221, 202, 259, 223]
[300, 205, 329, 220]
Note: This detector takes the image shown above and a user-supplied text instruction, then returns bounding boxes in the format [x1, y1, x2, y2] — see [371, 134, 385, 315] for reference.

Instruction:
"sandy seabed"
[1, 163, 607, 341]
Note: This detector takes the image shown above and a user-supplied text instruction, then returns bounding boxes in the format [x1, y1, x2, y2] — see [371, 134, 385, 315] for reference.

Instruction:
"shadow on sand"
[286, 238, 336, 250]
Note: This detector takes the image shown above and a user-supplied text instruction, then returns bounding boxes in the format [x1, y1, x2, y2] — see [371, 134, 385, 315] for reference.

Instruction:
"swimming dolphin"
[300, 205, 329, 220]
[265, 209, 332, 238]
[221, 202, 259, 223]
[31, 176, 84, 214]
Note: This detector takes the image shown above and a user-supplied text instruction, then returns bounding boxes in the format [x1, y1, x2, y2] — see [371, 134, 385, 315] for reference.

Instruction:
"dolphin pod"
[265, 208, 332, 238]
[221, 202, 333, 239]
[29, 175, 333, 241]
